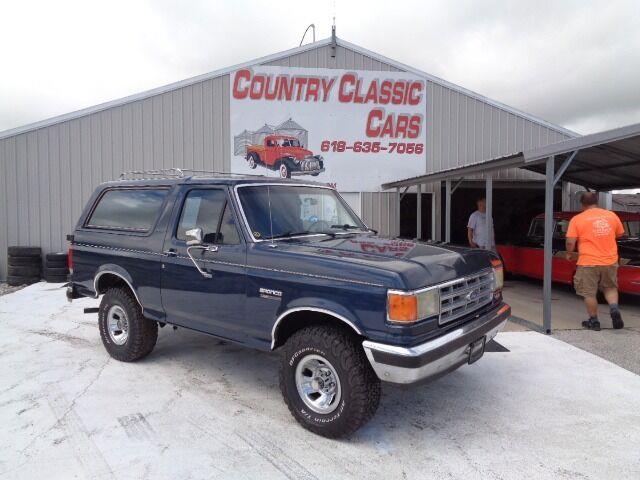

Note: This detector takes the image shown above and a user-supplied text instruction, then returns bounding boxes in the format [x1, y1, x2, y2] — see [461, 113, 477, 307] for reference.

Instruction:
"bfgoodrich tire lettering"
[98, 287, 158, 362]
[279, 325, 381, 438]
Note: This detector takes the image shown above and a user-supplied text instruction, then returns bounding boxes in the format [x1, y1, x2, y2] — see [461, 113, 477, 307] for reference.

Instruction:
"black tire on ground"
[8, 265, 41, 277]
[7, 255, 42, 266]
[44, 274, 68, 283]
[45, 252, 68, 262]
[8, 246, 41, 257]
[98, 287, 158, 362]
[44, 267, 68, 276]
[7, 275, 40, 286]
[46, 263, 68, 271]
[279, 325, 381, 438]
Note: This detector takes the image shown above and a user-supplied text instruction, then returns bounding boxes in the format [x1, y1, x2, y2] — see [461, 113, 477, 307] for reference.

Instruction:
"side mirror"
[185, 227, 203, 246]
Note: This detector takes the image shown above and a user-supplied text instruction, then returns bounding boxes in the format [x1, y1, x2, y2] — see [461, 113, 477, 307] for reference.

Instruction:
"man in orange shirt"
[566, 192, 625, 331]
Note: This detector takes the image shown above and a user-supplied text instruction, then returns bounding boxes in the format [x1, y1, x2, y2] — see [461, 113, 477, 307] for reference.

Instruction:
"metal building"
[0, 36, 576, 280]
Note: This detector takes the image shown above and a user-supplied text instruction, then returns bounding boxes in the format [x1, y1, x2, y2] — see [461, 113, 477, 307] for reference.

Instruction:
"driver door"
[160, 186, 247, 341]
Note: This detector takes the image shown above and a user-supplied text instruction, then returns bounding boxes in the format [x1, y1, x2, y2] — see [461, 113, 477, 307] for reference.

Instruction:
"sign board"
[230, 66, 427, 191]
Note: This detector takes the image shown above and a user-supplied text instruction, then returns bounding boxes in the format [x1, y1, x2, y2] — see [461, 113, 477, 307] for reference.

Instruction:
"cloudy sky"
[1, 0, 638, 135]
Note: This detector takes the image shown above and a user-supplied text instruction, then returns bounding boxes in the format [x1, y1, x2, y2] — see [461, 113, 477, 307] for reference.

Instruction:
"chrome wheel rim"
[107, 305, 129, 345]
[279, 164, 288, 177]
[295, 354, 342, 414]
[249, 157, 256, 168]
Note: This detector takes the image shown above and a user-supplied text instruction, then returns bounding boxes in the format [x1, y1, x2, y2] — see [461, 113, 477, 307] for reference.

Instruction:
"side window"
[176, 189, 240, 245]
[86, 188, 168, 232]
[554, 219, 569, 238]
[218, 204, 240, 245]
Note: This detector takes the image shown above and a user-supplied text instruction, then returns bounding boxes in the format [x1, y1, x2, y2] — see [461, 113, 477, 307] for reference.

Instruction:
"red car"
[246, 134, 325, 178]
[497, 211, 640, 295]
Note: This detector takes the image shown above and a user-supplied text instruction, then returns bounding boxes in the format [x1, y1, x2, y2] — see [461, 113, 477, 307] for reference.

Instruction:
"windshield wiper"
[269, 230, 313, 240]
[330, 224, 363, 230]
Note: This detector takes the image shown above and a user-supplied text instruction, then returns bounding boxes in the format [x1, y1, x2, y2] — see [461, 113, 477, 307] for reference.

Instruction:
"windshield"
[237, 185, 366, 240]
[282, 138, 300, 147]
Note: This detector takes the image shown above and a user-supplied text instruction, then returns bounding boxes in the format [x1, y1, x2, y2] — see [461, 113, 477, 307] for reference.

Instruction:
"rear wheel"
[279, 325, 381, 438]
[98, 288, 158, 362]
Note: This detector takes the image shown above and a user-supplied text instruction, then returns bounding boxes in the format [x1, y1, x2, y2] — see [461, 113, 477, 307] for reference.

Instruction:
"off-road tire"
[98, 287, 158, 362]
[8, 246, 41, 257]
[279, 325, 381, 438]
[8, 265, 41, 277]
[7, 275, 40, 286]
[8, 255, 41, 266]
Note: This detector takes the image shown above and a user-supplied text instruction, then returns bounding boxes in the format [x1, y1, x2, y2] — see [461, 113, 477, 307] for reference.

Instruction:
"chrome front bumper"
[362, 303, 510, 385]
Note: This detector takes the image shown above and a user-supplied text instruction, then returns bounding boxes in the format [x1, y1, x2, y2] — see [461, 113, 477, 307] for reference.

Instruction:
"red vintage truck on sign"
[496, 211, 640, 295]
[246, 135, 325, 178]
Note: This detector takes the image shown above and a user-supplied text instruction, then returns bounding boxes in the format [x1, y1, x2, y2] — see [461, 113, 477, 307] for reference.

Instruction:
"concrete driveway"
[1, 283, 639, 479]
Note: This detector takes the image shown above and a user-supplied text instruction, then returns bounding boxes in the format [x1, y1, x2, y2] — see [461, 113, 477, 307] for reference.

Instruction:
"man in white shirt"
[467, 197, 495, 249]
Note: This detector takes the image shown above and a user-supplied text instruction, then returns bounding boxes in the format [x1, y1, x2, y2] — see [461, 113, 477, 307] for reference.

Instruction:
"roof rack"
[118, 168, 266, 180]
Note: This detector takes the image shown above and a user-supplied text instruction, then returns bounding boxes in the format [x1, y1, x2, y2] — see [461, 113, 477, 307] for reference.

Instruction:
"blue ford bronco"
[66, 169, 510, 438]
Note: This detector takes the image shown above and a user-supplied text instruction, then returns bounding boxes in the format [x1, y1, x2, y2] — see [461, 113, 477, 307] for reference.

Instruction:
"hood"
[283, 146, 313, 158]
[261, 234, 496, 290]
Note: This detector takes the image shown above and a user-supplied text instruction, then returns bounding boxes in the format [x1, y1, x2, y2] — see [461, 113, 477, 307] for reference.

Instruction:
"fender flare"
[271, 303, 363, 350]
[93, 265, 143, 312]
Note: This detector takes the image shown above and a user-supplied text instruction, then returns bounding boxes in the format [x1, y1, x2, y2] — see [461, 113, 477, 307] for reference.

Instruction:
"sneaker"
[582, 319, 601, 331]
[611, 309, 624, 329]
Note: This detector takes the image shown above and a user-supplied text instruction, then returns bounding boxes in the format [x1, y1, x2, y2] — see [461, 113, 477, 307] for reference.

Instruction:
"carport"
[383, 122, 640, 333]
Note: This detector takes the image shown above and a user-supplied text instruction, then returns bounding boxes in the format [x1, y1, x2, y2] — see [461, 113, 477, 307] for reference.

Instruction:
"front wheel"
[247, 153, 258, 169]
[279, 325, 381, 438]
[98, 287, 158, 362]
[279, 162, 291, 178]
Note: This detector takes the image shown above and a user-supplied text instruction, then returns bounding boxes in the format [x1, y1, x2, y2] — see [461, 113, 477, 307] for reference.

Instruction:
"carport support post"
[396, 187, 401, 237]
[543, 156, 555, 334]
[445, 180, 451, 243]
[485, 175, 492, 250]
[417, 184, 422, 239]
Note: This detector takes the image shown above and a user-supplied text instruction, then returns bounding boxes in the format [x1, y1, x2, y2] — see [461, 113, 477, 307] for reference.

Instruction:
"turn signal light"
[491, 258, 504, 291]
[387, 293, 418, 323]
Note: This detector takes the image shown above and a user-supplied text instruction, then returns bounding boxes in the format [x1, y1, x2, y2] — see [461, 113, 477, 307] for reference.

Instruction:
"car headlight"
[290, 156, 300, 164]
[387, 288, 440, 324]
[491, 258, 504, 291]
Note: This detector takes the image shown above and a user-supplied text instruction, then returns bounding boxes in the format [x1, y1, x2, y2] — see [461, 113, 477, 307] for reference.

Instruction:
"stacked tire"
[44, 252, 69, 283]
[7, 246, 42, 286]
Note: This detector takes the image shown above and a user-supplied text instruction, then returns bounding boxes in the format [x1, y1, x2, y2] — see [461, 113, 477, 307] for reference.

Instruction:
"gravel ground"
[0, 282, 26, 296]
[553, 327, 640, 375]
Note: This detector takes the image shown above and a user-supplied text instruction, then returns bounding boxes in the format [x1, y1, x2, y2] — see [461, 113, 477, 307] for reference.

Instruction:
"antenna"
[267, 185, 276, 248]
[330, 12, 337, 58]
[299, 24, 315, 46]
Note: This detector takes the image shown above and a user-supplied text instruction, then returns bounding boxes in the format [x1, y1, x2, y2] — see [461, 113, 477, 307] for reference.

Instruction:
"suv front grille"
[438, 269, 494, 326]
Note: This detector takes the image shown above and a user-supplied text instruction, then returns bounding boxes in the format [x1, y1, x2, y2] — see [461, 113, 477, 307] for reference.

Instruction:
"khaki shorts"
[573, 265, 618, 298]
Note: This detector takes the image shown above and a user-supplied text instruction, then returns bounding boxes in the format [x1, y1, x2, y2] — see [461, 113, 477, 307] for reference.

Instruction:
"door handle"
[163, 249, 177, 257]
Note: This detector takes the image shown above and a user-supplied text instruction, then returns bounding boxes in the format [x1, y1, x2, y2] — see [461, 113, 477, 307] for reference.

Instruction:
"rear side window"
[87, 188, 168, 232]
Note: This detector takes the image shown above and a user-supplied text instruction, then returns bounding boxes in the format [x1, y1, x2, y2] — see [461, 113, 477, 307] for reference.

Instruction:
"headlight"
[290, 156, 300, 164]
[491, 258, 504, 291]
[387, 288, 440, 324]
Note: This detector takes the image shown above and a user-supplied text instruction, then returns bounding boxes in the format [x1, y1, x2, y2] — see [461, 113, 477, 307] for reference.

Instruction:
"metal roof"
[382, 122, 640, 191]
[0, 37, 575, 141]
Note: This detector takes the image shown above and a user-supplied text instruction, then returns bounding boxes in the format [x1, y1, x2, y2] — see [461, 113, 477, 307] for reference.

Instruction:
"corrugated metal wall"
[0, 41, 571, 279]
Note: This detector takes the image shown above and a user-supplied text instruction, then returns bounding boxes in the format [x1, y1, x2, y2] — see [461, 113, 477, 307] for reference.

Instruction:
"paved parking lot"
[1, 283, 639, 479]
